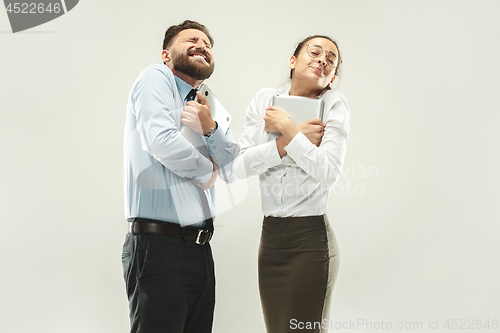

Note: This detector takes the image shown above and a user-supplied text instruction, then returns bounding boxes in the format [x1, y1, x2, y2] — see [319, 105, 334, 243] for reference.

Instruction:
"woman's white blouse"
[234, 88, 350, 217]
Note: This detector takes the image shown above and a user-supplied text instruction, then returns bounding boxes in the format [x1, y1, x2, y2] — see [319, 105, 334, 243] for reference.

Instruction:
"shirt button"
[210, 140, 214, 143]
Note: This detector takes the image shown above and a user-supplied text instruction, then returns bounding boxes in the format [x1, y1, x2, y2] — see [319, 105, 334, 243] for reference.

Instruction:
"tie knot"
[186, 89, 198, 102]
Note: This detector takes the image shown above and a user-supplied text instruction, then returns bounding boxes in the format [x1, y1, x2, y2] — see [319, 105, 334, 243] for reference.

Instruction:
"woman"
[234, 35, 349, 333]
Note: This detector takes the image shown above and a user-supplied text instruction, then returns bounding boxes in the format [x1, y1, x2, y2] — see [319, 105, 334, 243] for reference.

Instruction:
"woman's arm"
[284, 92, 350, 188]
[233, 89, 283, 179]
[265, 109, 325, 155]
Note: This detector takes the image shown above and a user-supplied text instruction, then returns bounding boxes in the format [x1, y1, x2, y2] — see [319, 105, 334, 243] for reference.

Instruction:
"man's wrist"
[205, 121, 218, 137]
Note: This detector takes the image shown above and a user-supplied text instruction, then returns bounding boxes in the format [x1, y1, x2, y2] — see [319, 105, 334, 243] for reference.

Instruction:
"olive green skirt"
[258, 215, 340, 333]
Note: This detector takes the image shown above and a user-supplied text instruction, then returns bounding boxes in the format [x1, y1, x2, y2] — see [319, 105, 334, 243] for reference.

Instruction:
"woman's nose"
[317, 57, 326, 66]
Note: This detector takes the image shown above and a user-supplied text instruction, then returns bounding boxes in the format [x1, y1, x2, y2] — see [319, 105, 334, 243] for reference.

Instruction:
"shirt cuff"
[205, 125, 224, 148]
[259, 139, 282, 168]
[196, 167, 213, 183]
[206, 127, 233, 159]
[284, 131, 311, 160]
[187, 157, 213, 183]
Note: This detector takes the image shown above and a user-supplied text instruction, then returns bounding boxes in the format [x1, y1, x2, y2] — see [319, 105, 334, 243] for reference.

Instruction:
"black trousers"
[122, 232, 215, 333]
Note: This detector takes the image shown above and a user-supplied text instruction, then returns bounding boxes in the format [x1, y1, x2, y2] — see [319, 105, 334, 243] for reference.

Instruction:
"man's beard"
[171, 49, 214, 80]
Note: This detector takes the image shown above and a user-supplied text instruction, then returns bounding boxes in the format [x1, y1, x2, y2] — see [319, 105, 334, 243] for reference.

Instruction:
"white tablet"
[272, 95, 324, 125]
[269, 95, 324, 166]
[181, 84, 232, 157]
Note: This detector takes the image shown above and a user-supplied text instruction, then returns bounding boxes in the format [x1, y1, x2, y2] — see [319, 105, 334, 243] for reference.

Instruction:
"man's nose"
[195, 40, 206, 51]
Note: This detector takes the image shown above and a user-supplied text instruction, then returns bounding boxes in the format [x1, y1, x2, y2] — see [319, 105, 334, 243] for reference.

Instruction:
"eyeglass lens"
[307, 44, 337, 67]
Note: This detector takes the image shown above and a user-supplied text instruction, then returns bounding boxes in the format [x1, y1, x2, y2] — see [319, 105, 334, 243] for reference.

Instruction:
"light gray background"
[1, 0, 499, 332]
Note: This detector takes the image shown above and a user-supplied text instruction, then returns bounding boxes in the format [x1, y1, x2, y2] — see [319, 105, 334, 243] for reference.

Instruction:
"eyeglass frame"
[305, 44, 341, 68]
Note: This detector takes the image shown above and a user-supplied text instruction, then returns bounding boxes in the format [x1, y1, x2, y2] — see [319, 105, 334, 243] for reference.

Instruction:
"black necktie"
[186, 88, 198, 102]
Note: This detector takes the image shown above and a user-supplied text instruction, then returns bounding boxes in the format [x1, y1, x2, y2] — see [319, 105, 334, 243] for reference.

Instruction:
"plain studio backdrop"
[1, 0, 499, 332]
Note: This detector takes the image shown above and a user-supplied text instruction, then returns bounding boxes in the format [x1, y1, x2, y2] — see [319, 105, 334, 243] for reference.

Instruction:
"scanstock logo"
[3, 0, 79, 33]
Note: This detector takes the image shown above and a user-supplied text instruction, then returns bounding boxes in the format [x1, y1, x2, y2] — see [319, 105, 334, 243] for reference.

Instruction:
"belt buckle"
[195, 229, 210, 245]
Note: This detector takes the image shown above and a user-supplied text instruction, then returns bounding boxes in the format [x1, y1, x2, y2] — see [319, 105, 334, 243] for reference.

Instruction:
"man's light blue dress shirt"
[124, 63, 237, 227]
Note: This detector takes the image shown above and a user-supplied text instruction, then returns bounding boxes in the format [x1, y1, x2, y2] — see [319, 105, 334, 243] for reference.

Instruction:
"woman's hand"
[264, 106, 294, 133]
[297, 118, 326, 147]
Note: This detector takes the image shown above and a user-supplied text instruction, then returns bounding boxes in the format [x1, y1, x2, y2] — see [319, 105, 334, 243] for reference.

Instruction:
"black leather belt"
[128, 217, 213, 245]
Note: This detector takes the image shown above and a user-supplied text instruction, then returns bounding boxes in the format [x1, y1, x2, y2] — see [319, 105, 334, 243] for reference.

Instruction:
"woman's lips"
[310, 66, 324, 75]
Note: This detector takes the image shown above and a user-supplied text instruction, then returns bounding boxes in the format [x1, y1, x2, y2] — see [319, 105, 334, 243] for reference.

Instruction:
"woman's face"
[289, 37, 339, 91]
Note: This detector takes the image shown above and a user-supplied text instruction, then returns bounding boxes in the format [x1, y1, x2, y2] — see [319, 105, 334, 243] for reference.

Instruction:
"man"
[122, 20, 237, 333]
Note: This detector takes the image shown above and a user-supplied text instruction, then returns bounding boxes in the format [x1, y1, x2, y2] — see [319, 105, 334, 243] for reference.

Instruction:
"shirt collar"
[173, 75, 195, 103]
[276, 88, 291, 97]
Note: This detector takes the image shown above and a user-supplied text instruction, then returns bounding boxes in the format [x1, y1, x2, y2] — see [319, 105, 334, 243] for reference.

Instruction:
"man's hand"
[297, 118, 326, 147]
[182, 91, 216, 135]
[200, 158, 219, 191]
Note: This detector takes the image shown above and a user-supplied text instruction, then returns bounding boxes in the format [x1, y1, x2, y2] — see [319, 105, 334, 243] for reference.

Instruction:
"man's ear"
[330, 75, 337, 85]
[161, 49, 171, 64]
[288, 55, 296, 70]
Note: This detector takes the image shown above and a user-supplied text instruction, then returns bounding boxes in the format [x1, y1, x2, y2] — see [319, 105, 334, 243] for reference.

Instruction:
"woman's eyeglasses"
[306, 44, 339, 68]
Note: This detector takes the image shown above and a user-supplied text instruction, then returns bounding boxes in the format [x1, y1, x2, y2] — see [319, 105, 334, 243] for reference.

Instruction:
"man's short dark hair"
[162, 20, 214, 50]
